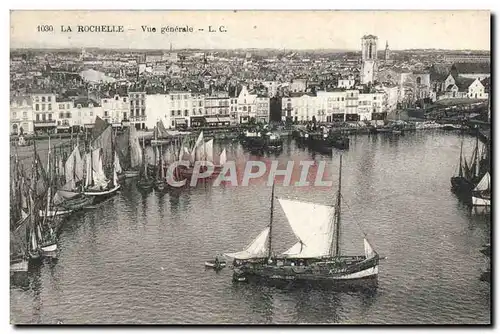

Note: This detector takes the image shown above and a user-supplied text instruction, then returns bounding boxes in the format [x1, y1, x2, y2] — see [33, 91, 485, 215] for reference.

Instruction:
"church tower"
[384, 40, 390, 63]
[360, 35, 378, 84]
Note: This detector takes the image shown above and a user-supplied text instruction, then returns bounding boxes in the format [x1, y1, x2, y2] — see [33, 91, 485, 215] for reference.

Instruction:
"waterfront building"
[56, 98, 74, 133]
[255, 96, 270, 123]
[32, 93, 58, 134]
[237, 86, 257, 124]
[128, 92, 147, 130]
[71, 98, 103, 130]
[10, 95, 33, 135]
[438, 75, 489, 100]
[101, 94, 129, 127]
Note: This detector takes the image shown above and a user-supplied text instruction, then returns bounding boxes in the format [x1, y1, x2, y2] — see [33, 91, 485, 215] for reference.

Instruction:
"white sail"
[224, 227, 270, 260]
[474, 172, 490, 192]
[92, 149, 108, 188]
[85, 152, 92, 188]
[205, 139, 214, 163]
[114, 151, 123, 174]
[364, 238, 377, 259]
[129, 127, 143, 168]
[279, 198, 335, 258]
[191, 132, 204, 162]
[219, 148, 227, 166]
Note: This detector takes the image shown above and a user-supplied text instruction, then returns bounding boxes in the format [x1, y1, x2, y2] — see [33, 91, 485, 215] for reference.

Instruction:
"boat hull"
[472, 195, 490, 206]
[84, 184, 121, 197]
[232, 256, 379, 289]
[10, 259, 29, 272]
[124, 170, 140, 178]
[39, 209, 72, 217]
[41, 243, 57, 253]
[205, 261, 227, 269]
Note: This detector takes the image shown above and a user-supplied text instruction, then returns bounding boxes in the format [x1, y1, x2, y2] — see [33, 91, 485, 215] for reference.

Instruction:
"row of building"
[10, 85, 399, 135]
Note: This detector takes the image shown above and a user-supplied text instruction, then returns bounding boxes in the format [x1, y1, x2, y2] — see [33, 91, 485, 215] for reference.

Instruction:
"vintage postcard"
[9, 10, 491, 325]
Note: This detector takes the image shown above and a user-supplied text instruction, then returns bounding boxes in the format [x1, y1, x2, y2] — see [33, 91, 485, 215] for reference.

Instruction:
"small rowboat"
[204, 260, 227, 269]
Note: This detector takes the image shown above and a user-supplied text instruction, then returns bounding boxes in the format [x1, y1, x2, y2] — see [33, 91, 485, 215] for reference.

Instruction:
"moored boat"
[224, 156, 380, 288]
[471, 172, 490, 206]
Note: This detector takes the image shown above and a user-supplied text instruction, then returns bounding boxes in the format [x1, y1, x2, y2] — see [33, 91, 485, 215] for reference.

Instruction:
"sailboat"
[115, 125, 143, 178]
[450, 140, 475, 197]
[472, 172, 490, 206]
[154, 145, 166, 191]
[82, 146, 120, 199]
[10, 214, 29, 272]
[137, 137, 154, 191]
[224, 156, 380, 287]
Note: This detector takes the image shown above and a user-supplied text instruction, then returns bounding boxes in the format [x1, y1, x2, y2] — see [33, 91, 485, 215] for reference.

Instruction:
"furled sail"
[219, 148, 227, 166]
[224, 227, 270, 260]
[279, 199, 335, 258]
[205, 139, 214, 163]
[474, 172, 490, 192]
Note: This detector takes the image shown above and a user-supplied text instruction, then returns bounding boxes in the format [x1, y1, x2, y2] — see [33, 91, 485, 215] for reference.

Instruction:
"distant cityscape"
[10, 35, 490, 135]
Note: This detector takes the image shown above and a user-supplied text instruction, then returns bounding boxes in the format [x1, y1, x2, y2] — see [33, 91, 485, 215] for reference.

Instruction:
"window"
[171, 110, 175, 116]
[48, 104, 52, 111]
[36, 114, 40, 121]
[104, 111, 109, 117]
[115, 96, 119, 101]
[47, 96, 51, 102]
[12, 112, 17, 118]
[177, 110, 181, 116]
[48, 114, 52, 121]
[373, 97, 377, 100]
[35, 97, 40, 102]
[199, 109, 202, 115]
[103, 99, 108, 103]
[90, 111, 93, 116]
[42, 114, 46, 121]
[59, 112, 64, 118]
[59, 104, 65, 109]
[41, 104, 46, 111]
[141, 109, 145, 116]
[184, 110, 188, 116]
[170, 95, 174, 101]
[199, 101, 202, 107]
[41, 97, 46, 102]
[66, 113, 71, 118]
[248, 106, 251, 112]
[172, 120, 175, 127]
[123, 112, 127, 119]
[123, 98, 127, 103]
[77, 104, 82, 109]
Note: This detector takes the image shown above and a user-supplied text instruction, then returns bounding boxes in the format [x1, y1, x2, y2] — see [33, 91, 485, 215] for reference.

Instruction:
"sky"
[10, 10, 491, 51]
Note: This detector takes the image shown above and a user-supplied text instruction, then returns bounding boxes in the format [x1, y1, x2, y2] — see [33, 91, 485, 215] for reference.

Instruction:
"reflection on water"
[10, 131, 491, 324]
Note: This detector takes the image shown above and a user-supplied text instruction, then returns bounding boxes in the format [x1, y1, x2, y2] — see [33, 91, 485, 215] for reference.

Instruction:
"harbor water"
[10, 130, 491, 324]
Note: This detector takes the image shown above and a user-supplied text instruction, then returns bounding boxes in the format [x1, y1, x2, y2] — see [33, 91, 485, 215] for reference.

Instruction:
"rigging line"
[339, 193, 367, 237]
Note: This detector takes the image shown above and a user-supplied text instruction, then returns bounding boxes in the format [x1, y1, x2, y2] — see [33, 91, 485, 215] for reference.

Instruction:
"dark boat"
[224, 156, 380, 288]
[137, 137, 154, 192]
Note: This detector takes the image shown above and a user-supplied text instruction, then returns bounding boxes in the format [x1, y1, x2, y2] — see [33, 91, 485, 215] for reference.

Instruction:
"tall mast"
[475, 131, 480, 178]
[267, 182, 275, 259]
[458, 140, 463, 177]
[335, 155, 343, 257]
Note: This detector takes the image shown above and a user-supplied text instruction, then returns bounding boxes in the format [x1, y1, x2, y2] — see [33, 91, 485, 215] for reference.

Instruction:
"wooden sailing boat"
[137, 137, 154, 191]
[154, 144, 166, 191]
[450, 139, 475, 197]
[225, 156, 380, 287]
[472, 172, 490, 206]
[116, 126, 142, 178]
[81, 118, 121, 199]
